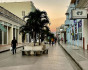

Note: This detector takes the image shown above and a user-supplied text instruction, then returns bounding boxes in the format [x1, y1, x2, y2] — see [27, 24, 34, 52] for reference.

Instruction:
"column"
[70, 26, 72, 45]
[10, 26, 13, 43]
[17, 29, 19, 43]
[77, 20, 79, 47]
[2, 31, 4, 45]
[7, 26, 8, 44]
[27, 33, 29, 43]
[2, 23, 4, 45]
[15, 28, 16, 38]
[20, 33, 22, 43]
[74, 23, 75, 46]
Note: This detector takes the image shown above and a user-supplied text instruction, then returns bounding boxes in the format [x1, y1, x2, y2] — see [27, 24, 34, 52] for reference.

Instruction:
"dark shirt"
[12, 40, 17, 47]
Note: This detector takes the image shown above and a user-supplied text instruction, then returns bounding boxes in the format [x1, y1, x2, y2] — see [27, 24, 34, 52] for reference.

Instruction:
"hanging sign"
[0, 23, 6, 32]
[71, 9, 87, 19]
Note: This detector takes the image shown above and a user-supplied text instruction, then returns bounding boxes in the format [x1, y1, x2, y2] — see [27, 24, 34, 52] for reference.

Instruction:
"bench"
[22, 46, 44, 56]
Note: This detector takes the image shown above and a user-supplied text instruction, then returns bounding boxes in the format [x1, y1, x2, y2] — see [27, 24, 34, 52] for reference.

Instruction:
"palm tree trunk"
[33, 31, 35, 46]
[39, 32, 41, 45]
[29, 34, 31, 42]
[35, 32, 36, 43]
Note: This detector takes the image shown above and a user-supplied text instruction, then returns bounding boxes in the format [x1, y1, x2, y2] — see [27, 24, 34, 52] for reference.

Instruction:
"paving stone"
[0, 44, 74, 70]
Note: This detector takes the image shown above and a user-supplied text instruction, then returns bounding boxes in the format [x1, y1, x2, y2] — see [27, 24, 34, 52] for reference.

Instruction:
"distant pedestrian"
[51, 38, 54, 46]
[54, 38, 57, 45]
[49, 39, 51, 45]
[58, 37, 60, 45]
[11, 37, 18, 54]
[61, 37, 63, 43]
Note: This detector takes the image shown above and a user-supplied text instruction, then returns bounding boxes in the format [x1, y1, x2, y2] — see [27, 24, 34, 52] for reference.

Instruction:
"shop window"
[78, 26, 82, 32]
[78, 20, 82, 40]
[78, 33, 82, 40]
[72, 21, 82, 40]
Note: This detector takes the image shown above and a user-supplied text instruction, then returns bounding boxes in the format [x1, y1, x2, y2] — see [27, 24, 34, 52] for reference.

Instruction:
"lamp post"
[60, 29, 63, 42]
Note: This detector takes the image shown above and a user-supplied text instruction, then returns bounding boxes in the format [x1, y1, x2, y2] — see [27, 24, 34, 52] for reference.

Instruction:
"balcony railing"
[0, 6, 25, 25]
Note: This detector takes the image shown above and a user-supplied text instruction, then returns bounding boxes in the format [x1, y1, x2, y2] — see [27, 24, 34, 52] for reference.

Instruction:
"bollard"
[83, 37, 85, 50]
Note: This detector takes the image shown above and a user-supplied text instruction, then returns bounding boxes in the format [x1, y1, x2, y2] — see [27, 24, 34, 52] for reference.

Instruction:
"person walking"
[61, 37, 63, 43]
[49, 39, 51, 45]
[58, 37, 60, 45]
[51, 38, 54, 46]
[54, 38, 57, 45]
[11, 37, 18, 54]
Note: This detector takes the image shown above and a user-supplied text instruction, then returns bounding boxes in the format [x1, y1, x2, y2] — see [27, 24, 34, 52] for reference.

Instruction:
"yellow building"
[0, 1, 36, 19]
[0, 1, 36, 45]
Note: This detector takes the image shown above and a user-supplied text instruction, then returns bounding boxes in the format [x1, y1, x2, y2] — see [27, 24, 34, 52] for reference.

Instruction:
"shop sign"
[71, 9, 87, 19]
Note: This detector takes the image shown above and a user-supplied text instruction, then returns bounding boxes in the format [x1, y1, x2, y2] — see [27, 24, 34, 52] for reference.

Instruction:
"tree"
[20, 9, 50, 46]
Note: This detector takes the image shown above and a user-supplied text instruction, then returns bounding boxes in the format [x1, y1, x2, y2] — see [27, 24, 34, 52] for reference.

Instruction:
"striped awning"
[0, 24, 7, 32]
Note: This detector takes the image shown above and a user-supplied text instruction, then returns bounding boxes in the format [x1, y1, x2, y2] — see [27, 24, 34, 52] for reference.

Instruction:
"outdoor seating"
[22, 43, 49, 56]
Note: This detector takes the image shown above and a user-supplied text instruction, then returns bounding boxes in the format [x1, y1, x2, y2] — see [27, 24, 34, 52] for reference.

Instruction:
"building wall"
[0, 1, 36, 19]
[0, 1, 36, 43]
[0, 15, 22, 45]
[65, 2, 83, 48]
[82, 19, 88, 49]
[76, 0, 88, 49]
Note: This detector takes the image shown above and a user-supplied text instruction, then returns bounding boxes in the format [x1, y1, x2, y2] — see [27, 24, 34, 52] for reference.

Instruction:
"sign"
[71, 9, 87, 19]
[0, 24, 6, 32]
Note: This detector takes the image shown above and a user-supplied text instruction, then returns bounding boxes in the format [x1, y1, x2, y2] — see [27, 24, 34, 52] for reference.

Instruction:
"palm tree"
[20, 9, 50, 46]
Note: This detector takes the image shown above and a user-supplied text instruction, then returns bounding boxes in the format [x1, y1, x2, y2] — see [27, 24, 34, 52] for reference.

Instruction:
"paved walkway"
[0, 44, 74, 70]
[0, 44, 24, 53]
[60, 42, 88, 70]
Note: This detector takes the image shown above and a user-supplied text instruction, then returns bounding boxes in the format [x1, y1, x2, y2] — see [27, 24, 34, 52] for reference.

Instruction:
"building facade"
[0, 1, 36, 45]
[65, 0, 83, 48]
[0, 1, 36, 19]
[76, 0, 88, 49]
[0, 6, 24, 45]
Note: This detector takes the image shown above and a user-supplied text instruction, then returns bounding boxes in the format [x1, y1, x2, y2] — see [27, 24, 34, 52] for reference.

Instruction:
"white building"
[76, 0, 88, 49]
[65, 0, 88, 50]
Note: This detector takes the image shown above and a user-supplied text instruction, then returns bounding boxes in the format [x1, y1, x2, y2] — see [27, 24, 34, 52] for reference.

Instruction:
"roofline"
[0, 6, 25, 25]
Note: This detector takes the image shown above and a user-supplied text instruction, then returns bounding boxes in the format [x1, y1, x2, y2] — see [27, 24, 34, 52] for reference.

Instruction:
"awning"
[0, 24, 7, 32]
[71, 0, 76, 4]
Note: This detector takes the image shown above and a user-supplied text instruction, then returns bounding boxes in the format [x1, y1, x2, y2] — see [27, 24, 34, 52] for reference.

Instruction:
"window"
[78, 20, 82, 40]
[78, 33, 82, 40]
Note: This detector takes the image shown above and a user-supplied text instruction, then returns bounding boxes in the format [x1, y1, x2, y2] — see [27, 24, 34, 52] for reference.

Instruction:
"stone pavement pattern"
[0, 44, 74, 70]
[60, 43, 88, 70]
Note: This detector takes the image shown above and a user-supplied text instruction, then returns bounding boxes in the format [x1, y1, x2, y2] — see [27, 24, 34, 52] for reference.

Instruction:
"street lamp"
[60, 28, 63, 33]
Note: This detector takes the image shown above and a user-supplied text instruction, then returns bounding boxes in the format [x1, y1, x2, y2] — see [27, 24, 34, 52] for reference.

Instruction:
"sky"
[0, 0, 71, 32]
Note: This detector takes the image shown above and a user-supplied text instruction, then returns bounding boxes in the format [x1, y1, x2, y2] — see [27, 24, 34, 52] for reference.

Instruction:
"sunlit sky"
[0, 0, 71, 32]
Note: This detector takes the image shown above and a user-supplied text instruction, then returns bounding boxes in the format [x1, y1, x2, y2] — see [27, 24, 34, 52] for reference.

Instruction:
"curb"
[60, 44, 83, 70]
[0, 46, 24, 53]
